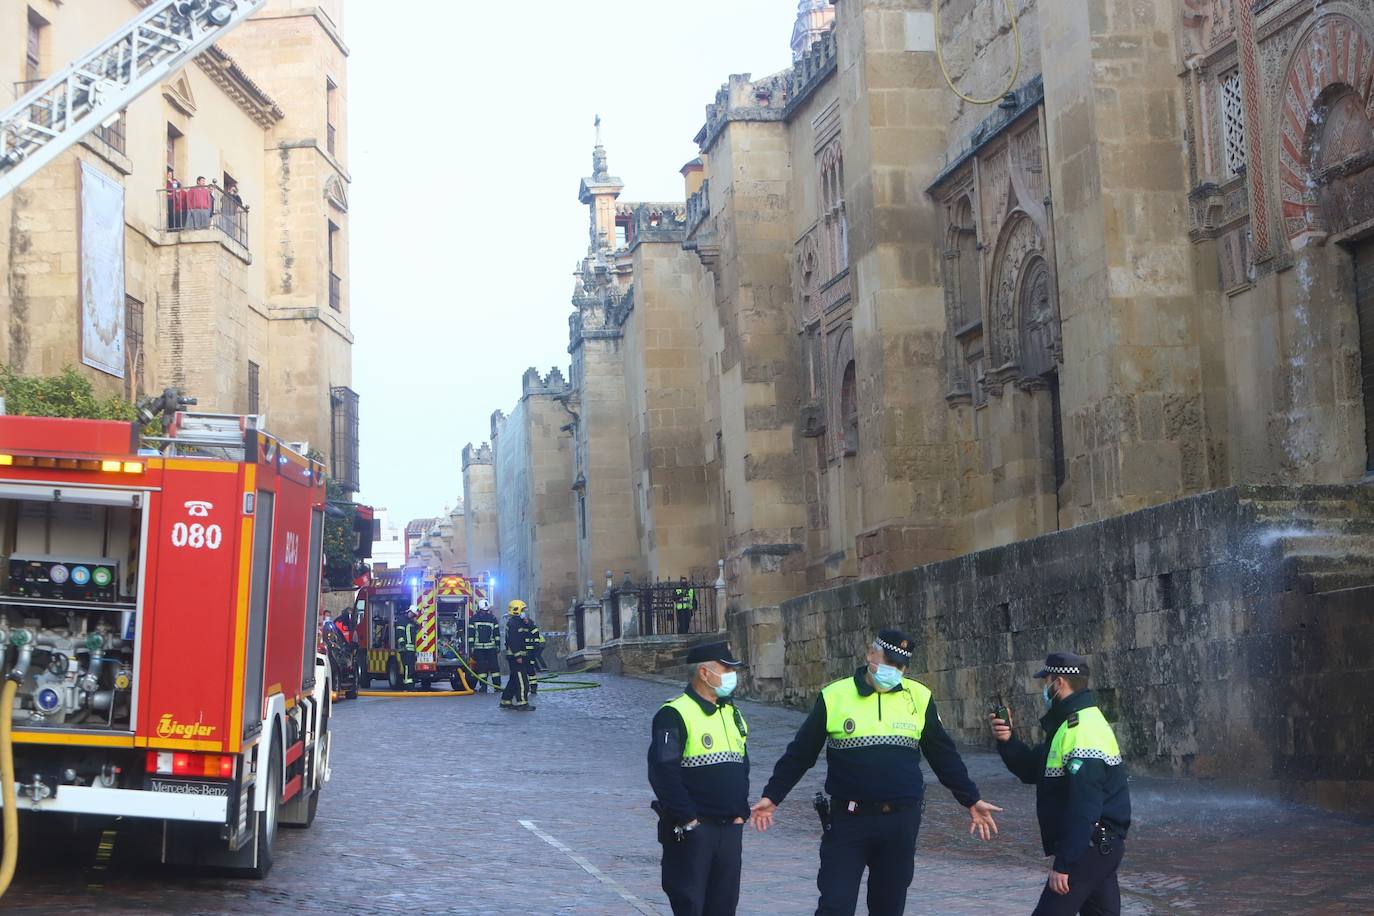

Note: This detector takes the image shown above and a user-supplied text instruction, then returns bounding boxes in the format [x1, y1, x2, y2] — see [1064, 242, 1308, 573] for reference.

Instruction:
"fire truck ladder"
[0, 0, 266, 201]
[149, 411, 265, 460]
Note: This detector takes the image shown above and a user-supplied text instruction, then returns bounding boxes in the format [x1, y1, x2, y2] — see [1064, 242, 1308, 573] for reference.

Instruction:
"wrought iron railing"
[156, 186, 248, 248]
[618, 581, 720, 637]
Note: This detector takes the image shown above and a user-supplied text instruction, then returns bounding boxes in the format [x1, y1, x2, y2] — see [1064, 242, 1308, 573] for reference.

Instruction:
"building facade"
[0, 0, 357, 487]
[463, 0, 1374, 807]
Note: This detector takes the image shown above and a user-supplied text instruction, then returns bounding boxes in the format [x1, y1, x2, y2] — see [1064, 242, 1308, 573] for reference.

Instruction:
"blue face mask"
[1042, 683, 1055, 709]
[872, 663, 904, 691]
[713, 670, 737, 698]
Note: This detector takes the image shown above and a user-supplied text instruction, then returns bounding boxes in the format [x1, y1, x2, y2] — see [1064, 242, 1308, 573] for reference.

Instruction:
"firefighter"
[673, 577, 696, 635]
[525, 610, 545, 696]
[395, 606, 419, 691]
[500, 600, 534, 711]
[468, 598, 502, 693]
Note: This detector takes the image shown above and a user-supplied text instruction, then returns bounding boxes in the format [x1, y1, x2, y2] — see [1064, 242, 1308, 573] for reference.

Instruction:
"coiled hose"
[0, 677, 20, 899]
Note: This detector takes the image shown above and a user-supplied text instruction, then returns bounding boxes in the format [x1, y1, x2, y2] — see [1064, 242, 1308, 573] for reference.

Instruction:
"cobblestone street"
[4, 674, 1374, 914]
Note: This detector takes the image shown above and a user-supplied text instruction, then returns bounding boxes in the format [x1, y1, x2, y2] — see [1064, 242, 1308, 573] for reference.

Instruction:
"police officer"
[990, 652, 1131, 915]
[647, 642, 748, 916]
[499, 600, 534, 711]
[673, 577, 696, 635]
[751, 628, 1002, 916]
[467, 598, 502, 693]
[395, 607, 419, 691]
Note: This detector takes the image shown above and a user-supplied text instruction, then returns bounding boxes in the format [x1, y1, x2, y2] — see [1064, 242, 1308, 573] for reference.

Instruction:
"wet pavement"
[3, 673, 1373, 914]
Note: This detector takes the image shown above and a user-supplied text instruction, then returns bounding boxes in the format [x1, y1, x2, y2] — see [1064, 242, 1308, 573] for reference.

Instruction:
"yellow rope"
[932, 0, 1022, 106]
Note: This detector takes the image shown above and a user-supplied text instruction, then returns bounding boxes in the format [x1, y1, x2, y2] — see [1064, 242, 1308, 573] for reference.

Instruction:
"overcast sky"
[348, 1, 796, 524]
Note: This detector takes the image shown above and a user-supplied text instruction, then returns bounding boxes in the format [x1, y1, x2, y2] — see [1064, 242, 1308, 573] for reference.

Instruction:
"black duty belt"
[833, 798, 918, 816]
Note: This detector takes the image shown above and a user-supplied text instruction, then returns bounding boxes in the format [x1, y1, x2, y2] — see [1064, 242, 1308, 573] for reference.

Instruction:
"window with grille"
[1220, 71, 1247, 176]
[247, 361, 260, 414]
[124, 295, 144, 398]
[329, 386, 360, 492]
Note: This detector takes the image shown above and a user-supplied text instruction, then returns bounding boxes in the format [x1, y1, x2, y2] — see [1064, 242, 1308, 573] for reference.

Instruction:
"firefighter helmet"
[477, 598, 491, 612]
[508, 599, 527, 616]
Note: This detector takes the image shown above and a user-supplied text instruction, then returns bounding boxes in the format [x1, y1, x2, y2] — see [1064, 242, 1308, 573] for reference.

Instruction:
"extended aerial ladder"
[0, 0, 265, 201]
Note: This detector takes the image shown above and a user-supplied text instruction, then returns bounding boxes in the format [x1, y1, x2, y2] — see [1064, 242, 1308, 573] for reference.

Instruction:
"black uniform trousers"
[500, 654, 530, 706]
[816, 804, 922, 916]
[661, 820, 742, 916]
[472, 648, 501, 690]
[399, 649, 416, 687]
[1031, 838, 1125, 916]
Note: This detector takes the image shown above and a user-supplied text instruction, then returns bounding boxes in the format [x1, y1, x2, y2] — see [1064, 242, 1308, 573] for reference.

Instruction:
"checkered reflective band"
[681, 751, 745, 767]
[1045, 749, 1123, 777]
[1044, 665, 1082, 675]
[1067, 748, 1122, 765]
[827, 734, 920, 751]
[874, 638, 911, 659]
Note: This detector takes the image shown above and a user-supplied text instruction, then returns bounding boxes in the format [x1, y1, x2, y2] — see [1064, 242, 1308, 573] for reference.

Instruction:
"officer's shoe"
[515, 704, 535, 712]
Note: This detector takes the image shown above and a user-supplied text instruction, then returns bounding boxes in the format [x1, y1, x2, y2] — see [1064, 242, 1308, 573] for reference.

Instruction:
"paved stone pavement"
[4, 673, 1374, 914]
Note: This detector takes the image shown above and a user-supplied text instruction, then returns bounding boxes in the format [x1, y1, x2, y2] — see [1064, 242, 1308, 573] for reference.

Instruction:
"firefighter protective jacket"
[468, 611, 499, 650]
[504, 615, 529, 655]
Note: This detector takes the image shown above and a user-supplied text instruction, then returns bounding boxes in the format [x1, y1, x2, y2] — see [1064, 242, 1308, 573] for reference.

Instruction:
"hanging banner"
[79, 160, 126, 378]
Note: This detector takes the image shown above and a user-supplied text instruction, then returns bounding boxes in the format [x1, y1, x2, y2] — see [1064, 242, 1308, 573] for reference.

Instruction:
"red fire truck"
[0, 412, 332, 877]
[357, 570, 485, 691]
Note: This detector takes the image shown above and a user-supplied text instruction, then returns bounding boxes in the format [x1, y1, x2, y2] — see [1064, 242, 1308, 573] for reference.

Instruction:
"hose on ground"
[454, 653, 602, 692]
[0, 678, 20, 899]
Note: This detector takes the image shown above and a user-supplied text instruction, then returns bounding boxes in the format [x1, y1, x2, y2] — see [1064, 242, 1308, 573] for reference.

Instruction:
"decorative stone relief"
[1275, 13, 1374, 241]
[987, 212, 1045, 375]
[980, 147, 1012, 245]
[1018, 256, 1060, 379]
[323, 173, 348, 212]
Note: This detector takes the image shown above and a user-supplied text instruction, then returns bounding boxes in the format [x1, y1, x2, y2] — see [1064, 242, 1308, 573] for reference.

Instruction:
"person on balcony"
[186, 175, 213, 229]
[217, 179, 248, 238]
[165, 166, 184, 231]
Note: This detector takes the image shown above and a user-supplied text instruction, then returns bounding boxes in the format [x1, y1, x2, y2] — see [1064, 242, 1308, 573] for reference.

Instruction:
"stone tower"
[791, 0, 835, 63]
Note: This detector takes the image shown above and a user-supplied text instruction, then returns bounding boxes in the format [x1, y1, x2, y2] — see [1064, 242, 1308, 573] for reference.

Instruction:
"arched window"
[819, 142, 847, 278]
[840, 360, 858, 455]
[952, 198, 980, 329]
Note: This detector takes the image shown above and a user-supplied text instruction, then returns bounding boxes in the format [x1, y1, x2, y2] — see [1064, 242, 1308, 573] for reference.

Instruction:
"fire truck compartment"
[0, 485, 145, 732]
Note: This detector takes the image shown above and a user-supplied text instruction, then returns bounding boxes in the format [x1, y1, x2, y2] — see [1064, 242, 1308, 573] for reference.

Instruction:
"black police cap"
[685, 642, 742, 667]
[875, 628, 914, 666]
[1035, 651, 1090, 678]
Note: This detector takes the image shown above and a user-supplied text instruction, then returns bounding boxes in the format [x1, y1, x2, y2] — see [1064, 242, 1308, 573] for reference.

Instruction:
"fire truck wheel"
[356, 656, 371, 688]
[387, 660, 402, 691]
[247, 742, 280, 879]
[450, 673, 464, 691]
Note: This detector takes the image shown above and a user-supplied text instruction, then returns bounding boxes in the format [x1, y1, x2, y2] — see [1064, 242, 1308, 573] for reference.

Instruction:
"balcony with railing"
[13, 78, 125, 154]
[156, 186, 248, 249]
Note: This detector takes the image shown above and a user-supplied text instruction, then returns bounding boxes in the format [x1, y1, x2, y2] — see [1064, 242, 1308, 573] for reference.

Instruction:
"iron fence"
[620, 581, 720, 637]
[157, 186, 248, 248]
